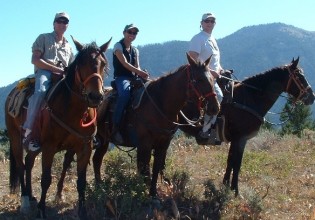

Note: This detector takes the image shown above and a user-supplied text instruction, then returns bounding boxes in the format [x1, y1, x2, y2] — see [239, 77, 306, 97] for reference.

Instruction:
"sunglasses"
[55, 19, 69, 25]
[127, 30, 138, 36]
[203, 19, 216, 24]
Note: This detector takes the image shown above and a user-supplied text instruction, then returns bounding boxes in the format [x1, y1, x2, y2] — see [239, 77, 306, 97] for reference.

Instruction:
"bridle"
[186, 65, 217, 111]
[286, 66, 310, 102]
[74, 51, 105, 97]
[141, 64, 217, 127]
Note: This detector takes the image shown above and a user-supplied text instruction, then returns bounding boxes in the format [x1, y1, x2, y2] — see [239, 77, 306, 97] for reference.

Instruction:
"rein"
[49, 108, 97, 140]
[142, 65, 216, 127]
[47, 64, 100, 141]
[223, 66, 309, 126]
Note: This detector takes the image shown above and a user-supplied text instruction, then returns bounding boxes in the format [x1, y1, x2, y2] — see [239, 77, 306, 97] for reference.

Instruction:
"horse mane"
[148, 64, 189, 87]
[241, 65, 287, 90]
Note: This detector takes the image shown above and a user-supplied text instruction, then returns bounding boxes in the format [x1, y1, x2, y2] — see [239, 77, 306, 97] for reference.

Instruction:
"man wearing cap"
[188, 12, 224, 144]
[22, 12, 74, 151]
[112, 24, 149, 144]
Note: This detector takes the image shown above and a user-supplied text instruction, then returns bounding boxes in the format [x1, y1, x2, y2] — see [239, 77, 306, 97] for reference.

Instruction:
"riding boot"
[112, 124, 123, 145]
[207, 128, 221, 146]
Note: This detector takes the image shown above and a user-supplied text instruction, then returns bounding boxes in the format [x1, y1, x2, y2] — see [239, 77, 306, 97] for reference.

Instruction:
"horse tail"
[9, 142, 20, 193]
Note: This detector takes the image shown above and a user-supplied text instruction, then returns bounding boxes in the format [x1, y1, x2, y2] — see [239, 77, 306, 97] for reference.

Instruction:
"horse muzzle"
[302, 91, 315, 105]
[86, 91, 104, 108]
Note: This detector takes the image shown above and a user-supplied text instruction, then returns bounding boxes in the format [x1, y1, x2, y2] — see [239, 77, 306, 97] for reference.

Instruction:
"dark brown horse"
[5, 36, 111, 219]
[55, 53, 220, 201]
[179, 58, 315, 196]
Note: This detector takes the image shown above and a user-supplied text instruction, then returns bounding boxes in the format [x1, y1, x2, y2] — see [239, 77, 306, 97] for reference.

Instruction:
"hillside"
[1, 23, 315, 129]
[1, 129, 315, 219]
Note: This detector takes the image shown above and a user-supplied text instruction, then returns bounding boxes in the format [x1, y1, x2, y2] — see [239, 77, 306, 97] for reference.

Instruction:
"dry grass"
[0, 129, 315, 219]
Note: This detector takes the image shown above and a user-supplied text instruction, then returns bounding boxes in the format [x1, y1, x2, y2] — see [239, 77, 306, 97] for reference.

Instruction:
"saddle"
[7, 75, 65, 118]
[109, 77, 151, 111]
[7, 77, 35, 118]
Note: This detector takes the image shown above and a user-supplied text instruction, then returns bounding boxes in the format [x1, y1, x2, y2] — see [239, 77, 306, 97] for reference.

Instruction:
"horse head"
[186, 53, 220, 116]
[70, 36, 112, 107]
[286, 57, 315, 105]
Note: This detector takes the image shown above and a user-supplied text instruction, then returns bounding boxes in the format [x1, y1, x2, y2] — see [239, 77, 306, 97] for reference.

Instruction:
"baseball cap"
[202, 13, 215, 21]
[54, 12, 70, 21]
[124, 24, 139, 32]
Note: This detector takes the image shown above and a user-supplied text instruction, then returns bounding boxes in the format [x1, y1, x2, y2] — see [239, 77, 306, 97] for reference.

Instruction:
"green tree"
[279, 98, 315, 137]
[0, 129, 9, 144]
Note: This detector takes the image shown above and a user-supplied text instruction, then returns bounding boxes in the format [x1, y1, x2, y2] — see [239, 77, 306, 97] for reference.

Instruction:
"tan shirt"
[32, 31, 74, 72]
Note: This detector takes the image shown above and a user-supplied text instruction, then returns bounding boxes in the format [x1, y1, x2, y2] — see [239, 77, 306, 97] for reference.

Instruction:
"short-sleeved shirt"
[32, 31, 74, 72]
[189, 31, 222, 72]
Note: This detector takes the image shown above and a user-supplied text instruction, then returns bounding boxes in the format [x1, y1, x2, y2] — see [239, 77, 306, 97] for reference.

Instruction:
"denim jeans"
[113, 76, 132, 126]
[23, 69, 52, 130]
[202, 81, 223, 132]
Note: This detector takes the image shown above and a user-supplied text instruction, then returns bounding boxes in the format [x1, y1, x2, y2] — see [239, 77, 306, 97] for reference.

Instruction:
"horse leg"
[137, 146, 152, 186]
[92, 141, 108, 184]
[150, 147, 168, 197]
[224, 139, 247, 197]
[56, 150, 75, 202]
[9, 138, 30, 214]
[25, 152, 39, 203]
[76, 149, 92, 220]
[223, 145, 233, 187]
[36, 152, 54, 219]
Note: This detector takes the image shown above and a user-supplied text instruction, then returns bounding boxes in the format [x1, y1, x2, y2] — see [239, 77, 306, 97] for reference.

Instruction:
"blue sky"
[1, 0, 314, 87]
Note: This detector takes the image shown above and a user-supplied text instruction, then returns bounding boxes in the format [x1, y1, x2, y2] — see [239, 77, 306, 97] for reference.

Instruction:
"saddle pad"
[8, 87, 29, 118]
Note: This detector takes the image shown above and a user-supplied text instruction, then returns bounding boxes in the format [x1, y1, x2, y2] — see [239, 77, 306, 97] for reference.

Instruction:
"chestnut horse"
[179, 58, 315, 196]
[5, 37, 111, 219]
[56, 53, 220, 201]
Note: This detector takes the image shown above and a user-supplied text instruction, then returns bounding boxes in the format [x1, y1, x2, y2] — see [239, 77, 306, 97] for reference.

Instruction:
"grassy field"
[0, 129, 315, 219]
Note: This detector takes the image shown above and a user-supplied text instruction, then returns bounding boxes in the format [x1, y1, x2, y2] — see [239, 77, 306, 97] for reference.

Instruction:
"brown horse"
[5, 36, 111, 219]
[55, 53, 220, 201]
[179, 58, 315, 196]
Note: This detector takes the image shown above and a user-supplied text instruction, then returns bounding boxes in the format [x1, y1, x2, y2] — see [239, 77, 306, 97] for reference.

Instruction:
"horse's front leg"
[92, 141, 109, 184]
[223, 144, 233, 187]
[150, 146, 168, 197]
[137, 146, 152, 186]
[25, 151, 40, 203]
[226, 139, 247, 197]
[76, 147, 92, 220]
[36, 151, 54, 219]
[56, 150, 75, 202]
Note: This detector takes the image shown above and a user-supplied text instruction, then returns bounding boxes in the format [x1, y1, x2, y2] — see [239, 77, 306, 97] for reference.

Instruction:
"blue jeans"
[113, 76, 132, 126]
[202, 81, 223, 132]
[23, 69, 52, 130]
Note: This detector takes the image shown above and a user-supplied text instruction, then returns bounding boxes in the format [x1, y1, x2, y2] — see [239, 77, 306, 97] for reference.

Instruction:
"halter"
[186, 65, 217, 110]
[286, 66, 310, 102]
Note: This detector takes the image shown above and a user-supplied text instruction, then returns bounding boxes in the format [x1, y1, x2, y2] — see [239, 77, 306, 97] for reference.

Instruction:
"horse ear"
[204, 55, 212, 67]
[186, 53, 197, 66]
[100, 37, 112, 53]
[71, 35, 84, 51]
[291, 56, 299, 69]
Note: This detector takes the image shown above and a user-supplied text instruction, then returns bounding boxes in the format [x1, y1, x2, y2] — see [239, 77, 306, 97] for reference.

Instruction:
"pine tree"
[279, 97, 315, 137]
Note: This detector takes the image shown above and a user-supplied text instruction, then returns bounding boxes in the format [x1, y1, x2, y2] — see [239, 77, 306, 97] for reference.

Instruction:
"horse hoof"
[36, 208, 46, 219]
[151, 196, 162, 210]
[55, 194, 64, 203]
[20, 196, 31, 214]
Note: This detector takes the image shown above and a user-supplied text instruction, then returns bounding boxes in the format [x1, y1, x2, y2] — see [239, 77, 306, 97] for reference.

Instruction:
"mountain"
[1, 23, 315, 129]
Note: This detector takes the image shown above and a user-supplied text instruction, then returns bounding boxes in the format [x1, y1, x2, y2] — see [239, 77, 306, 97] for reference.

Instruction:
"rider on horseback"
[188, 12, 225, 144]
[22, 12, 74, 151]
[112, 24, 149, 144]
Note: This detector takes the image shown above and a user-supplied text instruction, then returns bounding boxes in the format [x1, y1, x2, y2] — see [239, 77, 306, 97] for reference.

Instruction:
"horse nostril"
[88, 93, 104, 103]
